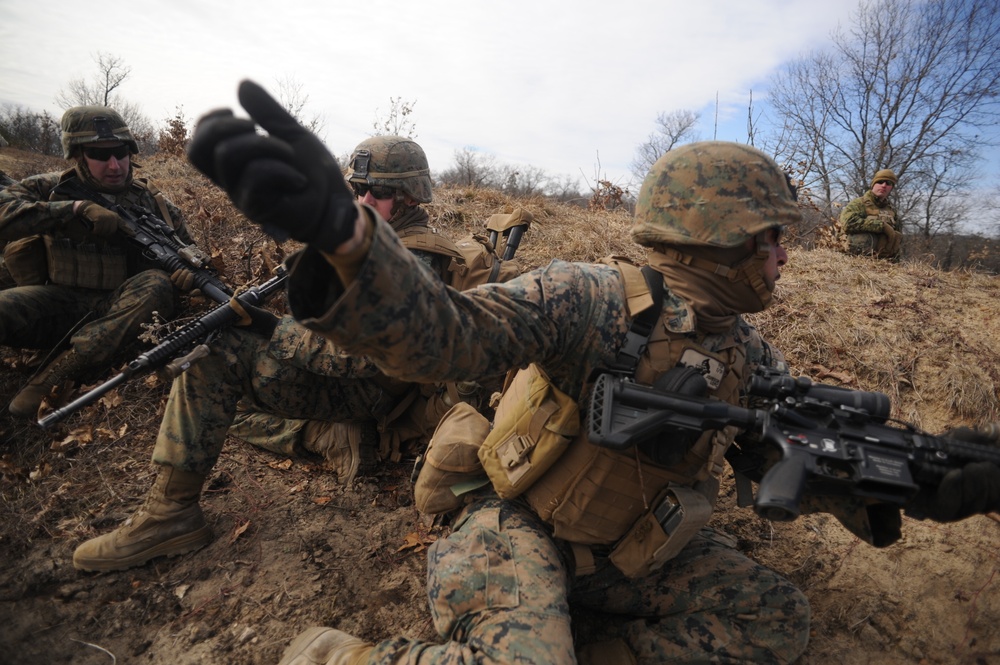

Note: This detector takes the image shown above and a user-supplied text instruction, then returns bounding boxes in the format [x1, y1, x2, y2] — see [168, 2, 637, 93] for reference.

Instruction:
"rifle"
[38, 267, 288, 429]
[587, 368, 1000, 522]
[51, 177, 234, 304]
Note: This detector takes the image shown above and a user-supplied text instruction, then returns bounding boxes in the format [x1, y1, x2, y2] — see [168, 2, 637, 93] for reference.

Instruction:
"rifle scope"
[748, 373, 891, 421]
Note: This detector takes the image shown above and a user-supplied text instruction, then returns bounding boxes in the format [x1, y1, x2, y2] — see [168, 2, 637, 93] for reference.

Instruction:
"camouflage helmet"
[631, 141, 800, 249]
[346, 136, 433, 203]
[60, 105, 138, 160]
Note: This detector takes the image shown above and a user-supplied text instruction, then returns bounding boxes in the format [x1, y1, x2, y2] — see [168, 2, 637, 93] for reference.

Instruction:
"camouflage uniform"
[280, 143, 810, 663]
[0, 169, 189, 355]
[229, 136, 495, 465]
[152, 316, 408, 475]
[0, 106, 200, 417]
[840, 169, 901, 260]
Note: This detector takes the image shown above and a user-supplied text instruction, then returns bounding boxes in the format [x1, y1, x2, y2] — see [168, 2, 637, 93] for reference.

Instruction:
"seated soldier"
[0, 106, 205, 418]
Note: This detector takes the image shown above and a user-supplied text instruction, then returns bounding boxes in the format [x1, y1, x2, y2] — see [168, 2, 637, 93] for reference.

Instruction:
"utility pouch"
[608, 485, 712, 578]
[413, 402, 491, 515]
[44, 235, 127, 290]
[479, 363, 580, 498]
[3, 235, 48, 286]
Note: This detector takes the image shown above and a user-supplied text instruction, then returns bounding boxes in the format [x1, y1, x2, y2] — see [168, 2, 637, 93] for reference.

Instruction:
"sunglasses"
[874, 180, 894, 186]
[352, 183, 396, 200]
[83, 144, 131, 161]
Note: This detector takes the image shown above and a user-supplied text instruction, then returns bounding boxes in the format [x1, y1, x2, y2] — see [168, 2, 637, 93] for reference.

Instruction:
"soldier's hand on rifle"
[907, 424, 1000, 522]
[170, 268, 197, 292]
[188, 80, 358, 253]
[228, 297, 279, 338]
[76, 201, 127, 237]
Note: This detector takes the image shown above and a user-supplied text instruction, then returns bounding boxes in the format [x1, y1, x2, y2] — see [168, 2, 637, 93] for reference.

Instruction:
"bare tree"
[274, 75, 325, 138]
[438, 148, 497, 188]
[629, 109, 700, 181]
[54, 51, 155, 153]
[766, 0, 1000, 240]
[372, 97, 418, 138]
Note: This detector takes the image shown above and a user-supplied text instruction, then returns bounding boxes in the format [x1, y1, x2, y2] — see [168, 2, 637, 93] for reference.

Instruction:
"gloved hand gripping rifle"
[52, 177, 234, 304]
[587, 368, 1000, 522]
[37, 267, 287, 429]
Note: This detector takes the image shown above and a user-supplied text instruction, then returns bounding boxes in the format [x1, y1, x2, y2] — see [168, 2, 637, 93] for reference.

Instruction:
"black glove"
[906, 425, 1000, 522]
[229, 297, 280, 338]
[187, 80, 356, 253]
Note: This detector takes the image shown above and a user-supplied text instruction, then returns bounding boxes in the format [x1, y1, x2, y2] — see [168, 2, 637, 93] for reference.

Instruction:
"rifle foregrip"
[754, 451, 809, 522]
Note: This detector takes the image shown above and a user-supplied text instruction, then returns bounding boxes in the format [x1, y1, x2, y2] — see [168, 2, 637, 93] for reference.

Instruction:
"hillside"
[1, 147, 998, 664]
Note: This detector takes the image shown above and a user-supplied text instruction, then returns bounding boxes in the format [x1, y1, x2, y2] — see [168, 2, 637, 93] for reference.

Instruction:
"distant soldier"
[841, 168, 902, 260]
[0, 106, 204, 418]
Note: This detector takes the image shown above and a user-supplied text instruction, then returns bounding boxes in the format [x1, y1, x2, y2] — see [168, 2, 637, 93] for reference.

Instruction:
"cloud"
[0, 0, 857, 186]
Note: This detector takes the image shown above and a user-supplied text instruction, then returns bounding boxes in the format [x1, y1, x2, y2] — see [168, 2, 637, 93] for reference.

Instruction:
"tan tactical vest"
[521, 259, 748, 563]
[40, 173, 176, 290]
[396, 226, 517, 290]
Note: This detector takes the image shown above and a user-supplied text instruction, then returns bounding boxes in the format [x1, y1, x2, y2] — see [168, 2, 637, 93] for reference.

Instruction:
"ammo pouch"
[479, 363, 580, 498]
[608, 484, 713, 579]
[413, 402, 491, 515]
[44, 235, 127, 290]
[3, 235, 48, 286]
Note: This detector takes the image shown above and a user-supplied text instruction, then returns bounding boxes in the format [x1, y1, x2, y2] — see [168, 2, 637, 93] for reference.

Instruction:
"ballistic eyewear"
[83, 144, 131, 161]
[352, 183, 396, 200]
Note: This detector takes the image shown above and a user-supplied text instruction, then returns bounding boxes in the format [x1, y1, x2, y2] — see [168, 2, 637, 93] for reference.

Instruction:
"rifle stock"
[588, 371, 1000, 522]
[38, 268, 287, 429]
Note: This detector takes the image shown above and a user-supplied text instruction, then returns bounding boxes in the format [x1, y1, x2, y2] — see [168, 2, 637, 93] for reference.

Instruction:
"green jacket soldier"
[188, 81, 1000, 665]
[840, 168, 902, 260]
[0, 106, 202, 418]
[71, 137, 507, 573]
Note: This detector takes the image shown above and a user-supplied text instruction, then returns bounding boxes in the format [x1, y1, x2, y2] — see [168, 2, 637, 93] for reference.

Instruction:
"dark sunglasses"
[83, 144, 131, 161]
[352, 183, 396, 200]
[874, 179, 894, 186]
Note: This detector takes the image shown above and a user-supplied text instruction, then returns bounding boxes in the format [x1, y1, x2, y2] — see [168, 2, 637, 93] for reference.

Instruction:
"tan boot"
[302, 421, 378, 485]
[9, 348, 84, 418]
[73, 466, 213, 572]
[279, 627, 373, 665]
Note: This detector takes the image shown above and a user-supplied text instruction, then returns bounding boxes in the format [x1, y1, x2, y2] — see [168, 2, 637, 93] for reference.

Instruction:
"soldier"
[0, 106, 202, 418]
[188, 81, 1000, 665]
[840, 168, 902, 260]
[227, 135, 495, 468]
[71, 136, 501, 573]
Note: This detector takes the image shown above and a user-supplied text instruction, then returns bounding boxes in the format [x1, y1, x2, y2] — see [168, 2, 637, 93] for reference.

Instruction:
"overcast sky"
[1, 0, 861, 189]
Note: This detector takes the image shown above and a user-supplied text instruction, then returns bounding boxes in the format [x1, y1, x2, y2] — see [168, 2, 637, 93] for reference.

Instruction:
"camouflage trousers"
[367, 498, 809, 664]
[228, 406, 308, 457]
[152, 326, 400, 475]
[0, 269, 174, 366]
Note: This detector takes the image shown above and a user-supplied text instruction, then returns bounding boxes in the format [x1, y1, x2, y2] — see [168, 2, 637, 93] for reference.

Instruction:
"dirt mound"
[1, 148, 998, 664]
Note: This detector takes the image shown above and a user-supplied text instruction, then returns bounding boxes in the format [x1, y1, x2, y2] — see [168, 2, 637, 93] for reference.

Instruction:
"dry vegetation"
[1, 147, 999, 664]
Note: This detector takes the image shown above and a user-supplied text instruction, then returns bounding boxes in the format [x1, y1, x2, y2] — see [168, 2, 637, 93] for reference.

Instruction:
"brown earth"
[1, 148, 998, 665]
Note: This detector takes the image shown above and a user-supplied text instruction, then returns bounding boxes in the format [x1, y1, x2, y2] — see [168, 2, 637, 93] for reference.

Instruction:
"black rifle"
[587, 369, 1000, 522]
[52, 177, 233, 304]
[38, 267, 288, 429]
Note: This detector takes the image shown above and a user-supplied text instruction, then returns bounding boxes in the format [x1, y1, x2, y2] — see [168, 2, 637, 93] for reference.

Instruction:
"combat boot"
[9, 348, 85, 418]
[73, 465, 213, 572]
[279, 627, 373, 665]
[302, 421, 379, 485]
